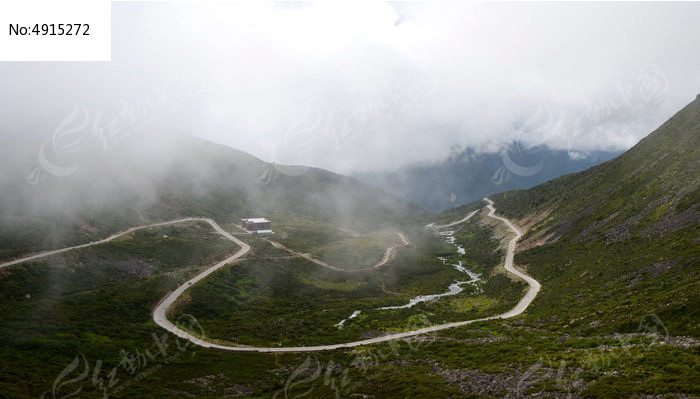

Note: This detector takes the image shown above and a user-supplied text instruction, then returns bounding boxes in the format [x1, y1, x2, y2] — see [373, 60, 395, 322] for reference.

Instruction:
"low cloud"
[1, 1, 699, 174]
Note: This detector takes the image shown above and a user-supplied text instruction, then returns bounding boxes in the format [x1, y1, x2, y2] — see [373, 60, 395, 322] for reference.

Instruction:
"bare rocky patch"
[433, 361, 585, 398]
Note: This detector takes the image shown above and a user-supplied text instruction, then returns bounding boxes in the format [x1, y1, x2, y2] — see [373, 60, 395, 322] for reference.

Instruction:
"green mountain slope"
[483, 94, 700, 337]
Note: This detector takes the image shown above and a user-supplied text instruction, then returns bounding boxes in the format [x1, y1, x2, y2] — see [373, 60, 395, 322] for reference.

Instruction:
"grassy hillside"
[492, 94, 699, 236]
[487, 94, 700, 337]
[441, 95, 699, 334]
[0, 222, 242, 397]
[422, 95, 700, 397]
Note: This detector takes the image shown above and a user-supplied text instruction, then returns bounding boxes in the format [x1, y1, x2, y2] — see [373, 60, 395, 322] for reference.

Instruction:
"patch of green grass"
[300, 276, 363, 292]
[448, 295, 498, 313]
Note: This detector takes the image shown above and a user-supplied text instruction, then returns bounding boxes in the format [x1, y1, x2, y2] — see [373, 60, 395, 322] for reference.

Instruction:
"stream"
[334, 229, 481, 327]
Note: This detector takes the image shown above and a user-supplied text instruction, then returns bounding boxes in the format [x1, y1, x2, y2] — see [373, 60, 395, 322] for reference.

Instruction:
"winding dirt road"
[264, 231, 411, 273]
[353, 232, 411, 272]
[0, 217, 221, 269]
[1, 198, 540, 353]
[263, 238, 343, 271]
[483, 198, 541, 318]
[426, 210, 478, 230]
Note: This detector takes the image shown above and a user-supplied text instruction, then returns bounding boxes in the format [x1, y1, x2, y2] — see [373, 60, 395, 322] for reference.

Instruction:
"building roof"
[242, 218, 270, 223]
[255, 229, 273, 234]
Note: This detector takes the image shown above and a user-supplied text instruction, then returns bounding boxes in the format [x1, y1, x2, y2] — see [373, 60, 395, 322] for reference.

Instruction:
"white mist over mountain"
[1, 2, 699, 175]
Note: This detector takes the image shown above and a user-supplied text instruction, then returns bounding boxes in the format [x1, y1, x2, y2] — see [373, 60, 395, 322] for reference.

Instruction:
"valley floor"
[2, 199, 694, 398]
[1, 198, 541, 352]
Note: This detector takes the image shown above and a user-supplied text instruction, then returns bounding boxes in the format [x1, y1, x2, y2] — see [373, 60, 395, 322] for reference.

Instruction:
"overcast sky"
[2, 1, 699, 174]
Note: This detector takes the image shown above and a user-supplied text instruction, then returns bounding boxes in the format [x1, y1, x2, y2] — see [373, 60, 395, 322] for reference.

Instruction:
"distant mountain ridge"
[354, 143, 619, 212]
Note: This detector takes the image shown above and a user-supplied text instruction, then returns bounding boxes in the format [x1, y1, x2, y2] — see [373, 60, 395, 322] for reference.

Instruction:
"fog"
[1, 0, 700, 258]
[1, 1, 699, 177]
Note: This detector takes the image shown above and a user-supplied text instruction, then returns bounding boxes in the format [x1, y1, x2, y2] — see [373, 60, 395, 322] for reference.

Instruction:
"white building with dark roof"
[241, 218, 272, 233]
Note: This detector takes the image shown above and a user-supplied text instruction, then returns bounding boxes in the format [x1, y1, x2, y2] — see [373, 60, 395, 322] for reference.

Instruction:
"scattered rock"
[434, 363, 585, 398]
